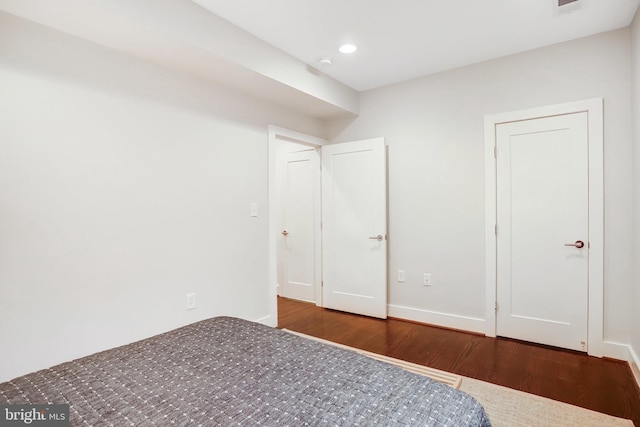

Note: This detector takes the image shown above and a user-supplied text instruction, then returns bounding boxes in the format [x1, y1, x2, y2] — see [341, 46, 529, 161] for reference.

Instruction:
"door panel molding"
[484, 98, 603, 357]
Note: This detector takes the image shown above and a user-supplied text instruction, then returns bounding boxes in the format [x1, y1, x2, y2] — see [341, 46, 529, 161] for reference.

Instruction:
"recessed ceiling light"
[318, 57, 332, 66]
[339, 44, 357, 54]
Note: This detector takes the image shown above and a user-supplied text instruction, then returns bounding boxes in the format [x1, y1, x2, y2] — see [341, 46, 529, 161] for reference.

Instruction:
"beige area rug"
[283, 329, 633, 427]
[460, 377, 633, 427]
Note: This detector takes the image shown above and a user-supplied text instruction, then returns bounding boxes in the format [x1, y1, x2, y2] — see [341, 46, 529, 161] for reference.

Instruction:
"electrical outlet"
[397, 270, 405, 283]
[423, 273, 431, 287]
[186, 293, 196, 310]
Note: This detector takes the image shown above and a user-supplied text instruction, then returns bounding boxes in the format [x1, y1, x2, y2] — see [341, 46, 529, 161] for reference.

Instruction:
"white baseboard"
[601, 340, 631, 361]
[254, 314, 274, 327]
[601, 341, 640, 391]
[629, 345, 640, 390]
[387, 304, 486, 334]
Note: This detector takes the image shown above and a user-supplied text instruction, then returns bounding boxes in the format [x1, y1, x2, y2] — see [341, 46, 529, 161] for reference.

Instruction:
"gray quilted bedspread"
[0, 317, 491, 426]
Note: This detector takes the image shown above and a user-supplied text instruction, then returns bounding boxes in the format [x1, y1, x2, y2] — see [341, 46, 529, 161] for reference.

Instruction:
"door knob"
[564, 240, 584, 248]
[282, 230, 289, 236]
[369, 234, 384, 241]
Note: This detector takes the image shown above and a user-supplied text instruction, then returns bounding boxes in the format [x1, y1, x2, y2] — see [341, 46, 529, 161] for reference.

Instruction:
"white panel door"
[321, 138, 387, 319]
[496, 112, 588, 351]
[280, 149, 319, 302]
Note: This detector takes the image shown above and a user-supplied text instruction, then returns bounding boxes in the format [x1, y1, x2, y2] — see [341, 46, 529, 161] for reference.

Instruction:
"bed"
[0, 317, 491, 426]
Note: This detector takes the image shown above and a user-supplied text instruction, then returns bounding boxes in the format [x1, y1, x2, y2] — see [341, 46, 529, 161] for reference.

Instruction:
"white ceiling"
[0, 0, 361, 118]
[2, 0, 639, 118]
[191, 0, 640, 91]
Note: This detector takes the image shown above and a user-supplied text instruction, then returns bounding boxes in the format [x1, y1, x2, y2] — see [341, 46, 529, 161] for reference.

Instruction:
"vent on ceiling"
[556, 0, 582, 14]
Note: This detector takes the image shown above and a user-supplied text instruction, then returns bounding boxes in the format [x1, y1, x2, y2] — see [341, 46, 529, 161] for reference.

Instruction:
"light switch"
[186, 293, 196, 310]
[250, 203, 258, 217]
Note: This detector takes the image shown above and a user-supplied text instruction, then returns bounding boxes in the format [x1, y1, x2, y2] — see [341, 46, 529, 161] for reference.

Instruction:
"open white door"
[321, 138, 387, 319]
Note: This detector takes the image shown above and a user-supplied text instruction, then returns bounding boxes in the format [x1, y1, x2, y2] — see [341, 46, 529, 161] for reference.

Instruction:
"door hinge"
[495, 302, 498, 312]
[494, 145, 497, 159]
[494, 224, 497, 236]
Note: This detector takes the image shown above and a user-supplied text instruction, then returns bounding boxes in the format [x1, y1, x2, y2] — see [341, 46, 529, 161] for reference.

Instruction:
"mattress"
[0, 317, 491, 426]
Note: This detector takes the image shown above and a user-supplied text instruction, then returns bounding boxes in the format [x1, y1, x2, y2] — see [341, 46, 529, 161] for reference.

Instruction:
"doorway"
[277, 141, 321, 304]
[267, 127, 389, 324]
[268, 126, 326, 324]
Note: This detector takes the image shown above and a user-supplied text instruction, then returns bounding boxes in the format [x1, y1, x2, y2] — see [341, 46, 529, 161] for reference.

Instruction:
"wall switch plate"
[186, 293, 196, 310]
[250, 203, 258, 217]
[423, 273, 431, 287]
[397, 270, 405, 283]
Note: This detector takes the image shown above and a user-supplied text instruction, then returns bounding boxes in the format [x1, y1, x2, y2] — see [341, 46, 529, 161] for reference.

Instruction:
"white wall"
[0, 12, 323, 382]
[630, 8, 640, 382]
[328, 29, 634, 350]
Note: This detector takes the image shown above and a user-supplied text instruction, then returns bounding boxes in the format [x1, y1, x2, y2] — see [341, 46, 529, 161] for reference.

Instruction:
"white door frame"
[484, 98, 604, 357]
[267, 125, 327, 326]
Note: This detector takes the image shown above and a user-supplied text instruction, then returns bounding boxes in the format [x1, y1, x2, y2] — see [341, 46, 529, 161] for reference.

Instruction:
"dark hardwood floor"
[277, 297, 640, 426]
